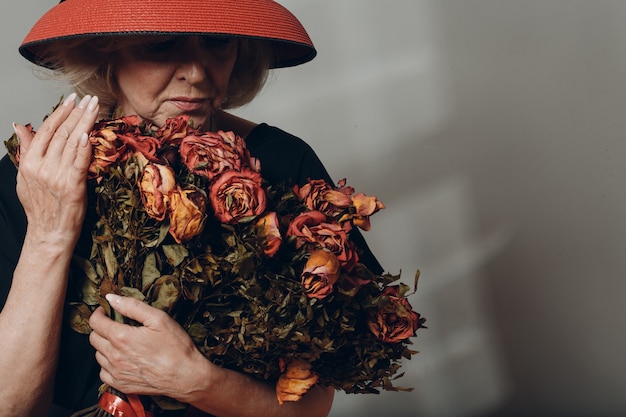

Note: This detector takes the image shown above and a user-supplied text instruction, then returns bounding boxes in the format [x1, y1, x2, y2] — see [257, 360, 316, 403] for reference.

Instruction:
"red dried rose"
[287, 211, 358, 271]
[138, 161, 177, 221]
[121, 133, 160, 162]
[285, 210, 327, 247]
[179, 132, 244, 180]
[294, 178, 353, 218]
[156, 115, 196, 146]
[209, 168, 266, 224]
[368, 285, 423, 343]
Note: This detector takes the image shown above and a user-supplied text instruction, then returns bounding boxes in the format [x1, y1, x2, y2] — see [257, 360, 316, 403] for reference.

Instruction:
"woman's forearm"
[184, 361, 334, 417]
[0, 95, 97, 415]
[0, 236, 73, 416]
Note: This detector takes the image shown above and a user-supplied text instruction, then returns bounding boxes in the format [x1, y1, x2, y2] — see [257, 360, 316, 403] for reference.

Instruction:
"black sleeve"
[0, 155, 27, 311]
[245, 124, 384, 275]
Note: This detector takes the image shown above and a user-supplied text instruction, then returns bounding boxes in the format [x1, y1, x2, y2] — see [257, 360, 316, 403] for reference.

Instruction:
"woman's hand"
[89, 294, 335, 417]
[0, 94, 99, 417]
[89, 294, 212, 402]
[14, 93, 98, 248]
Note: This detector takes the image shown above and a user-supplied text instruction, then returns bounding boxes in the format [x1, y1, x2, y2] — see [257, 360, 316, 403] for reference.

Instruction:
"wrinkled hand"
[14, 93, 98, 247]
[89, 294, 211, 401]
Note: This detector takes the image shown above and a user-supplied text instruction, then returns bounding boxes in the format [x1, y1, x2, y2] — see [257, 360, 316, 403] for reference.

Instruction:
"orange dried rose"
[89, 127, 129, 179]
[168, 186, 208, 243]
[255, 212, 282, 257]
[301, 249, 340, 299]
[350, 192, 385, 231]
[88, 115, 150, 179]
[276, 358, 319, 405]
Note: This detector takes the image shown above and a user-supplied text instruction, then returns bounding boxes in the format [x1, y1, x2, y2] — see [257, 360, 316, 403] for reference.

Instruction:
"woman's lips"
[169, 98, 208, 112]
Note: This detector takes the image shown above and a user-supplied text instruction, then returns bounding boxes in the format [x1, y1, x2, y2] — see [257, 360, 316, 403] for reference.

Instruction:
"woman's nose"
[176, 59, 206, 84]
[175, 38, 210, 84]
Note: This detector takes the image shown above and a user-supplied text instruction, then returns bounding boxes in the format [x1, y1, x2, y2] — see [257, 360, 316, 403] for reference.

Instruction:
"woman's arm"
[89, 294, 334, 417]
[0, 94, 98, 416]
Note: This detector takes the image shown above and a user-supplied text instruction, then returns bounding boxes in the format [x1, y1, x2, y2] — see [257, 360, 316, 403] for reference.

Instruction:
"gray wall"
[3, 1, 626, 416]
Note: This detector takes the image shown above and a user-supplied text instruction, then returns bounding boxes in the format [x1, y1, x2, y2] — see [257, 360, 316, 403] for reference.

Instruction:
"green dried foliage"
[6, 114, 425, 409]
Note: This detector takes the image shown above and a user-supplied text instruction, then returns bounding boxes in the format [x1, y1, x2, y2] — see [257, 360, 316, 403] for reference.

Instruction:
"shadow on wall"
[250, 1, 626, 416]
[244, 1, 515, 416]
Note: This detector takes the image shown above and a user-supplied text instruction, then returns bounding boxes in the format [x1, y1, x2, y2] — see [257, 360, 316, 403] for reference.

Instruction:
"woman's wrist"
[22, 227, 80, 259]
[177, 352, 222, 405]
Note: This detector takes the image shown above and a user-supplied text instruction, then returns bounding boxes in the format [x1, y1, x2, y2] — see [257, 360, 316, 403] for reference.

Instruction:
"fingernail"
[12, 122, 19, 135]
[80, 132, 89, 146]
[105, 293, 121, 304]
[77, 95, 92, 109]
[87, 96, 99, 112]
[63, 93, 77, 106]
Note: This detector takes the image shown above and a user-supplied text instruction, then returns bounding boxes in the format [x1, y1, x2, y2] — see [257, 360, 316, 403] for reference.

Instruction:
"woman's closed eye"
[135, 36, 235, 60]
[140, 38, 180, 55]
[200, 36, 234, 49]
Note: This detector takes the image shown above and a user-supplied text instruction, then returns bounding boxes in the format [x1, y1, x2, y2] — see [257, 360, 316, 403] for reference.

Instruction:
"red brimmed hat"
[19, 0, 316, 69]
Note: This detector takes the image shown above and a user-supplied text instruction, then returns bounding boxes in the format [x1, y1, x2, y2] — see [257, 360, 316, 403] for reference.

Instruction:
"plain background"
[2, 1, 626, 416]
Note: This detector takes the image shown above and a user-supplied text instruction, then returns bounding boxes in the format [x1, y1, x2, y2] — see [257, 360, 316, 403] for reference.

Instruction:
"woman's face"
[114, 36, 238, 128]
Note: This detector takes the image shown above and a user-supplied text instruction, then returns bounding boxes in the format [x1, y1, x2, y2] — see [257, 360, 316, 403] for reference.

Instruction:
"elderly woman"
[0, 1, 383, 416]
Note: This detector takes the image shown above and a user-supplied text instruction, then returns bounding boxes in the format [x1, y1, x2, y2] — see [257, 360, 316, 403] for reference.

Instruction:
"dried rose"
[139, 161, 177, 221]
[179, 132, 244, 180]
[285, 210, 328, 248]
[294, 178, 353, 218]
[157, 115, 196, 146]
[255, 212, 282, 257]
[301, 249, 340, 299]
[368, 285, 424, 343]
[216, 130, 260, 171]
[276, 358, 319, 405]
[287, 211, 359, 271]
[350, 192, 385, 231]
[121, 132, 161, 162]
[88, 126, 129, 179]
[209, 168, 266, 224]
[179, 130, 259, 180]
[168, 186, 208, 243]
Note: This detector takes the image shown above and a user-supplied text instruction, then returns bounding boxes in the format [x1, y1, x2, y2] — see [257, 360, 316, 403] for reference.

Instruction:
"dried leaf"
[142, 252, 161, 290]
[162, 244, 189, 267]
[149, 275, 180, 312]
[66, 303, 93, 335]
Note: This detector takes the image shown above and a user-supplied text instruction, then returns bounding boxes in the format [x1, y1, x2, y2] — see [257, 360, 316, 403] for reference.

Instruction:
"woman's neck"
[212, 110, 258, 138]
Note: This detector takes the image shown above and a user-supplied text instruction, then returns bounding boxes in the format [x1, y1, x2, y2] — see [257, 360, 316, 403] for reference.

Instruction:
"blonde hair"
[39, 36, 273, 115]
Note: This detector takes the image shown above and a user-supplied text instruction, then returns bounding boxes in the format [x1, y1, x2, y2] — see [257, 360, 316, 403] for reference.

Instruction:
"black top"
[0, 123, 383, 414]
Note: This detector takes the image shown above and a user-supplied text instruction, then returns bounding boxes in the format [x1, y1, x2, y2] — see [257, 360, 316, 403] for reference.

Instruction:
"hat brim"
[19, 0, 316, 69]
